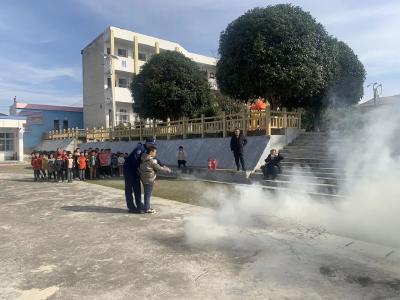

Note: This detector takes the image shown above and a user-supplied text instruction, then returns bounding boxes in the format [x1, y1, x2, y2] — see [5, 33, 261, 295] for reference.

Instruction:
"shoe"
[128, 209, 137, 214]
[145, 209, 156, 214]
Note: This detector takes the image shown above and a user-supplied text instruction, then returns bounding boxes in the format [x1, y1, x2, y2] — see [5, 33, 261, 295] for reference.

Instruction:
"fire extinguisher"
[208, 158, 213, 171]
[213, 158, 218, 171]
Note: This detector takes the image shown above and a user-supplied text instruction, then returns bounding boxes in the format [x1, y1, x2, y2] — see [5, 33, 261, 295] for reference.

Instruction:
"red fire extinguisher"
[208, 158, 213, 171]
[213, 158, 218, 171]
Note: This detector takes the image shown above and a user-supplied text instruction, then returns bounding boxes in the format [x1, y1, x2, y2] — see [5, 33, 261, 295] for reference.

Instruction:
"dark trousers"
[233, 152, 245, 171]
[34, 170, 41, 181]
[143, 183, 154, 211]
[178, 160, 186, 168]
[48, 171, 55, 180]
[79, 169, 85, 180]
[262, 165, 278, 179]
[124, 173, 142, 211]
[68, 169, 74, 182]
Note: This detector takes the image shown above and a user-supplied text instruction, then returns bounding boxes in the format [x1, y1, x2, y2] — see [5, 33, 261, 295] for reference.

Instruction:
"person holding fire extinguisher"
[230, 128, 247, 171]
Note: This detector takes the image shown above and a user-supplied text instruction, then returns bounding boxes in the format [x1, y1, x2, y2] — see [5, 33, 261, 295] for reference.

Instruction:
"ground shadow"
[61, 205, 129, 214]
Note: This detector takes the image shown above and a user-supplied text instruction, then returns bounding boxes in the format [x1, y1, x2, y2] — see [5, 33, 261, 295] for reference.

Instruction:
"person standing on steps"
[230, 128, 247, 171]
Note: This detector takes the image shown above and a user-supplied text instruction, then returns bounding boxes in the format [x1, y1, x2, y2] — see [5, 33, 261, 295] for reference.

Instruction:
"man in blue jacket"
[123, 138, 159, 213]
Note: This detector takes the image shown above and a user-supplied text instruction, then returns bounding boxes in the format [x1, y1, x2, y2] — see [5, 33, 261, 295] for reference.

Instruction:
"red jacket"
[31, 158, 41, 170]
[78, 156, 87, 170]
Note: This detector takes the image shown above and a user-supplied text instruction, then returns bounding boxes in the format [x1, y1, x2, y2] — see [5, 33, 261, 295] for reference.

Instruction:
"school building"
[9, 102, 83, 151]
[82, 26, 217, 129]
[0, 114, 26, 161]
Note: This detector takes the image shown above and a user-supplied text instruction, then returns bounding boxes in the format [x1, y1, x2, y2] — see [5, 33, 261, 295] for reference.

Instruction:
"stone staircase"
[251, 132, 345, 198]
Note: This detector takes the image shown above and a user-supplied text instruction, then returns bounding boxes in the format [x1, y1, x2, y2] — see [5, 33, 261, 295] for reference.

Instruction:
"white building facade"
[82, 26, 218, 129]
[0, 115, 26, 162]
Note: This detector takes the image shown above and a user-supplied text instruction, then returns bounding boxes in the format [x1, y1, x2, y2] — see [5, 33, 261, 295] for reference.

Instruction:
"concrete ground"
[0, 171, 400, 300]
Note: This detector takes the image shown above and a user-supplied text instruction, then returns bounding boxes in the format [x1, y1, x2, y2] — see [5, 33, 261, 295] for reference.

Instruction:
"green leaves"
[131, 51, 211, 120]
[216, 4, 341, 106]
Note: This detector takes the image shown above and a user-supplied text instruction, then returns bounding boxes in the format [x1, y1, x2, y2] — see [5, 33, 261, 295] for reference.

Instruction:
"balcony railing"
[44, 108, 301, 142]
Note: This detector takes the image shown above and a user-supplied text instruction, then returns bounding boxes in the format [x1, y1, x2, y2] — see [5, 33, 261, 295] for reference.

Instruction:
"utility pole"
[367, 82, 382, 106]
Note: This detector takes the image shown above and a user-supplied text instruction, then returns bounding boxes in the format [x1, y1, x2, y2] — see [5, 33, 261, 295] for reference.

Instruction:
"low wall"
[254, 128, 303, 170]
[79, 136, 268, 170]
[34, 139, 78, 153]
[79, 128, 301, 171]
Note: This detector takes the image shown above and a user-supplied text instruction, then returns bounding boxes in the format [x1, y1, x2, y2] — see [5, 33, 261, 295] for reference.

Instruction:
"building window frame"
[117, 48, 128, 58]
[54, 120, 60, 131]
[118, 78, 128, 88]
[138, 52, 147, 61]
[0, 132, 15, 151]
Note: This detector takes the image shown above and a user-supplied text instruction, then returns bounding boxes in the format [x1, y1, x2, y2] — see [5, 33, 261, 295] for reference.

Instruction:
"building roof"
[358, 94, 400, 107]
[15, 103, 83, 113]
[0, 115, 26, 120]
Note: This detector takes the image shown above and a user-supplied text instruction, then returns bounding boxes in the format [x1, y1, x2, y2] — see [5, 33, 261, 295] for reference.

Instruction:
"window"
[106, 47, 111, 55]
[118, 109, 129, 123]
[138, 53, 147, 61]
[118, 78, 128, 88]
[121, 60, 127, 68]
[63, 119, 68, 130]
[54, 120, 60, 131]
[107, 77, 112, 88]
[0, 132, 15, 151]
[118, 48, 127, 57]
[209, 72, 215, 79]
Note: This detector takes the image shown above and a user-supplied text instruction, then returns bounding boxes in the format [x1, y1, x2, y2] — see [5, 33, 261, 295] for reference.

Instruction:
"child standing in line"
[47, 153, 55, 181]
[55, 154, 65, 182]
[111, 153, 119, 176]
[77, 152, 87, 180]
[117, 153, 125, 177]
[67, 153, 75, 183]
[139, 146, 171, 214]
[41, 153, 49, 180]
[37, 153, 44, 180]
[88, 150, 97, 179]
[31, 152, 40, 181]
[176, 146, 187, 169]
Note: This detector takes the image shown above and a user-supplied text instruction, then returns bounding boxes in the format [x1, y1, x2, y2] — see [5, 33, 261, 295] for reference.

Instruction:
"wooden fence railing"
[45, 108, 301, 142]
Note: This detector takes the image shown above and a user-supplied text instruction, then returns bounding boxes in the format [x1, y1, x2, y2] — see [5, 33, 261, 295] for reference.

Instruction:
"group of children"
[30, 147, 128, 183]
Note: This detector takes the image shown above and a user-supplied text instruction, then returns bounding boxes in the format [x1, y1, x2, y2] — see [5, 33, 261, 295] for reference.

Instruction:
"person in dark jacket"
[261, 149, 284, 180]
[230, 128, 248, 171]
[123, 138, 164, 213]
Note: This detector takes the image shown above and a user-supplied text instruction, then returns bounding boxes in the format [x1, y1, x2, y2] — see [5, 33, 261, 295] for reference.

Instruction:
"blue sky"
[0, 0, 399, 114]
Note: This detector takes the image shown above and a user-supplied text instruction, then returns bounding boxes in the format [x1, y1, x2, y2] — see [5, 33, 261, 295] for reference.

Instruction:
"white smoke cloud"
[185, 105, 400, 249]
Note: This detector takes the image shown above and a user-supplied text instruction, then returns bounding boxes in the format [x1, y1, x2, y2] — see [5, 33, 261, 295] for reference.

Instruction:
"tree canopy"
[327, 40, 366, 107]
[216, 4, 365, 110]
[131, 51, 211, 120]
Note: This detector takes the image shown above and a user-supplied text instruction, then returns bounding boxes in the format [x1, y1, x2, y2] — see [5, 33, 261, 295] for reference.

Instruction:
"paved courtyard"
[0, 171, 399, 300]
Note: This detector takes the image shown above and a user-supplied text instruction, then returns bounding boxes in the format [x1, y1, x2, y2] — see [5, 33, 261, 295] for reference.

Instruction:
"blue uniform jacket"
[123, 144, 164, 177]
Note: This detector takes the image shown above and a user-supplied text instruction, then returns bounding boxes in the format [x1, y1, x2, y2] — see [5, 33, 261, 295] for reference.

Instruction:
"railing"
[45, 108, 301, 141]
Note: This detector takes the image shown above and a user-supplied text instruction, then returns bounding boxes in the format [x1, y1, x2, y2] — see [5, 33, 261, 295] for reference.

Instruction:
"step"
[257, 180, 341, 197]
[280, 154, 335, 160]
[251, 172, 342, 185]
[280, 165, 346, 174]
[280, 162, 339, 169]
[259, 179, 339, 195]
[281, 157, 339, 164]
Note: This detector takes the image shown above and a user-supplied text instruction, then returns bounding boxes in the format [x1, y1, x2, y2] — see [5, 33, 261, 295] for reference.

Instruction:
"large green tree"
[328, 40, 366, 107]
[216, 4, 337, 107]
[131, 51, 211, 120]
